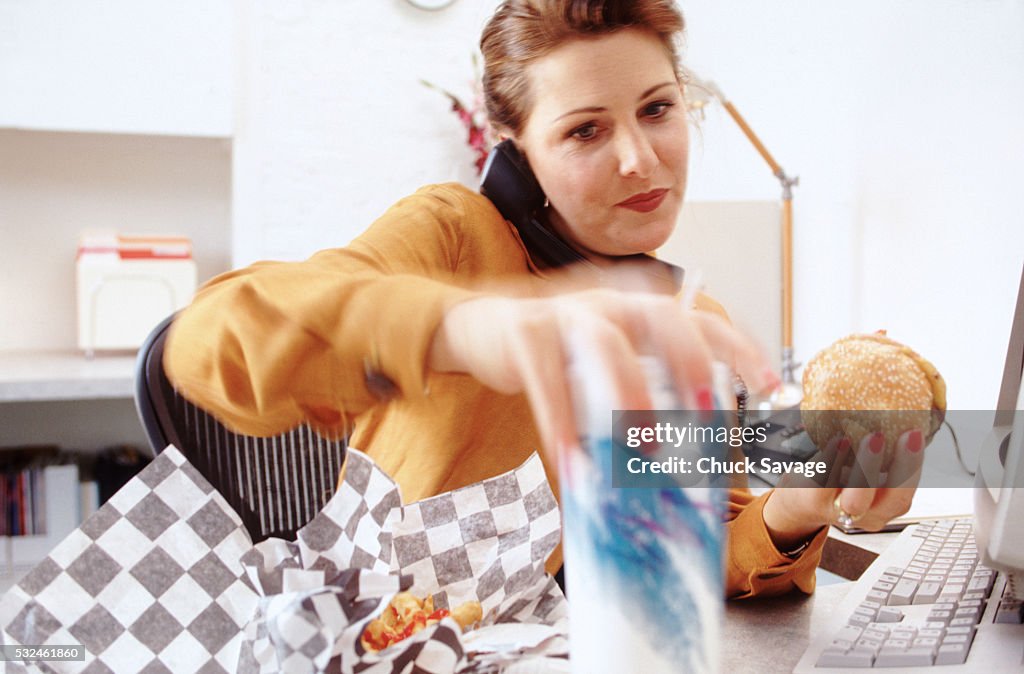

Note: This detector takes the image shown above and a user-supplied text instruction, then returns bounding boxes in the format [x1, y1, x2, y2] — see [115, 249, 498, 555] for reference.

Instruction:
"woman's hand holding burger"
[763, 331, 946, 553]
[763, 429, 925, 551]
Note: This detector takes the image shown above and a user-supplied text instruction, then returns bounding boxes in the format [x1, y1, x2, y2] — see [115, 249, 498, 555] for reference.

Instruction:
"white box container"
[76, 232, 197, 354]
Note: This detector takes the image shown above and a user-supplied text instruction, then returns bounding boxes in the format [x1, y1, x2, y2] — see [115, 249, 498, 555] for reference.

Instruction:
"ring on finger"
[832, 495, 861, 529]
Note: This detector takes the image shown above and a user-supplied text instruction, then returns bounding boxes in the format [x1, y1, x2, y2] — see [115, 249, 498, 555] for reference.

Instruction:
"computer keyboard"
[795, 519, 1024, 672]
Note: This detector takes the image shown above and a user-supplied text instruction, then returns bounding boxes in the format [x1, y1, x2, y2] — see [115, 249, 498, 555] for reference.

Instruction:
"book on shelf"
[0, 445, 142, 581]
[0, 446, 87, 568]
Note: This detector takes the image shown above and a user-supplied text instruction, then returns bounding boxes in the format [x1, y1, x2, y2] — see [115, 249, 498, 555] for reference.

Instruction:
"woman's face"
[515, 28, 689, 260]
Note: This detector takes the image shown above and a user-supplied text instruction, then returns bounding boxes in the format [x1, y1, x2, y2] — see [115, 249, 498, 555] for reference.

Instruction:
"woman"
[165, 0, 914, 598]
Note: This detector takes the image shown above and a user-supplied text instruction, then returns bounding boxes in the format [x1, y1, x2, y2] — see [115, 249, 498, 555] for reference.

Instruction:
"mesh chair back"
[134, 313, 346, 542]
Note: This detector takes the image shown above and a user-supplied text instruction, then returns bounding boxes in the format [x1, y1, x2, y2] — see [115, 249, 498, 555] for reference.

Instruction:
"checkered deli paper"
[0, 446, 568, 673]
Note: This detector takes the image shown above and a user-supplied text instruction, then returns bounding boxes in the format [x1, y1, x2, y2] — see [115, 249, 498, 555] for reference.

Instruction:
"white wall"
[681, 0, 1024, 409]
[232, 0, 504, 264]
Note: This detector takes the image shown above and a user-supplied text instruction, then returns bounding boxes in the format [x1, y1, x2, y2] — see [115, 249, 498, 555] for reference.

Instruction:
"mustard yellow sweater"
[165, 182, 826, 598]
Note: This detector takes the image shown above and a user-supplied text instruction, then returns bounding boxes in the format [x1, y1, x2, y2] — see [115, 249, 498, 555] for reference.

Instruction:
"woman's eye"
[569, 124, 599, 141]
[643, 101, 675, 118]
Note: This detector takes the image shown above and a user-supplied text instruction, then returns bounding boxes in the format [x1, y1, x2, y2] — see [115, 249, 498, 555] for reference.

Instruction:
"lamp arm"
[716, 94, 802, 389]
[720, 100, 784, 178]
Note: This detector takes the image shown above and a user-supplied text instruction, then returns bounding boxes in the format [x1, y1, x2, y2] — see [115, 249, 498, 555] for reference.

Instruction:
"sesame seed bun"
[800, 331, 946, 461]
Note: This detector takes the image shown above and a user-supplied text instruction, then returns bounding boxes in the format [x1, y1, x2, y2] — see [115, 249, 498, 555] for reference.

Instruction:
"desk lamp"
[684, 71, 803, 408]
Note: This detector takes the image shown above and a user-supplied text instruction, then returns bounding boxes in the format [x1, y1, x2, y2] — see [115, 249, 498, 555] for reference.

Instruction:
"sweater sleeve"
[164, 184, 490, 438]
[688, 297, 829, 597]
[725, 489, 829, 598]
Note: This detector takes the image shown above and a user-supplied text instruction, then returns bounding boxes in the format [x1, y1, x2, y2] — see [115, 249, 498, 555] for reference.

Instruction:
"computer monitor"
[973, 261, 1024, 577]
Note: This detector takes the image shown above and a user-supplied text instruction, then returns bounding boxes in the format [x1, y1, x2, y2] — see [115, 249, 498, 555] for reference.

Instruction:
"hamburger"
[800, 331, 946, 463]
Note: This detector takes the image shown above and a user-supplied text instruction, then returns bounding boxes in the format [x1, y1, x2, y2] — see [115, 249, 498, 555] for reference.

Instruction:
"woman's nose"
[616, 127, 658, 179]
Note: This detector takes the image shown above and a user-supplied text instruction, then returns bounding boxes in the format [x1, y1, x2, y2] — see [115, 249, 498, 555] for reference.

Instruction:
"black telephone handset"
[479, 140, 595, 270]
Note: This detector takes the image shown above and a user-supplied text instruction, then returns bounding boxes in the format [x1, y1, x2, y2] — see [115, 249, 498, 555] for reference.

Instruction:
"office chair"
[134, 313, 347, 543]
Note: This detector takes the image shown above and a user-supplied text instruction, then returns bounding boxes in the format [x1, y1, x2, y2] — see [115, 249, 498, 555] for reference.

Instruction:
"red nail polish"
[837, 437, 852, 453]
[869, 432, 885, 454]
[907, 429, 923, 453]
[696, 387, 714, 411]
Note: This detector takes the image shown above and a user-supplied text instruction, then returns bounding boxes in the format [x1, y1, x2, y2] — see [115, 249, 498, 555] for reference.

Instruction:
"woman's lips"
[616, 188, 668, 213]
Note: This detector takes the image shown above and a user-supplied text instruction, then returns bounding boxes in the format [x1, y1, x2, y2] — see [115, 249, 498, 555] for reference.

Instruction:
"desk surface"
[823, 527, 893, 579]
[724, 582, 851, 673]
[723, 526, 899, 671]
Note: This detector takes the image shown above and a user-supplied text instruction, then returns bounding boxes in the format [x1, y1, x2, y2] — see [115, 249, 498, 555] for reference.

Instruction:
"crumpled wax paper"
[0, 445, 568, 674]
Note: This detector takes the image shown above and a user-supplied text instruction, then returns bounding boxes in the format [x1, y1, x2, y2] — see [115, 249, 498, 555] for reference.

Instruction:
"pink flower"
[422, 59, 495, 175]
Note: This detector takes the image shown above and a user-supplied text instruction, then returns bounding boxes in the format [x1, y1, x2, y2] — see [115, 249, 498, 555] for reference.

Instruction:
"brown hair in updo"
[480, 0, 686, 137]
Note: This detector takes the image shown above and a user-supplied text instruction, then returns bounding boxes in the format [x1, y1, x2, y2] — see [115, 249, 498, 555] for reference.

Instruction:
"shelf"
[0, 350, 136, 402]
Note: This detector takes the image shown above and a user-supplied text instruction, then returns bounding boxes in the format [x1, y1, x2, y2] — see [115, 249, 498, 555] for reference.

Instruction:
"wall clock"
[406, 0, 457, 10]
